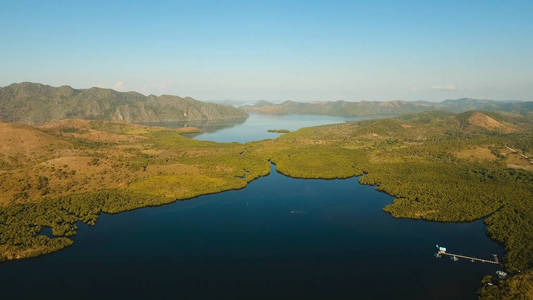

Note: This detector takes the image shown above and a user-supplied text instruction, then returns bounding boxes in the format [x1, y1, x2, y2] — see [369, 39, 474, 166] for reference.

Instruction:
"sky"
[1, 0, 532, 102]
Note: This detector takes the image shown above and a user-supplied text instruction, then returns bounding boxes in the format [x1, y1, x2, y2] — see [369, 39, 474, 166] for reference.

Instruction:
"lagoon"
[153, 113, 373, 143]
[0, 114, 502, 299]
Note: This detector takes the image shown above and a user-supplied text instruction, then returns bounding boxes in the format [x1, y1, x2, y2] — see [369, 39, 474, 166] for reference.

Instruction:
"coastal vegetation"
[478, 271, 533, 299]
[0, 119, 271, 261]
[255, 110, 533, 297]
[0, 110, 531, 296]
[257, 111, 533, 274]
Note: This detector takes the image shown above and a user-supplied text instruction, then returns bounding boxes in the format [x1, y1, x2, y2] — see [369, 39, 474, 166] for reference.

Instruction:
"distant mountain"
[0, 82, 248, 124]
[243, 98, 533, 117]
[439, 98, 533, 113]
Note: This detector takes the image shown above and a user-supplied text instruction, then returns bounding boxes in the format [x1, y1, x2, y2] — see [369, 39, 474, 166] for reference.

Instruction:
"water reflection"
[144, 113, 389, 143]
[141, 117, 248, 137]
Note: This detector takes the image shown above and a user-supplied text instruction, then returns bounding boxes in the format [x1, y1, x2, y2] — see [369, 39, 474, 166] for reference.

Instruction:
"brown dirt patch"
[39, 119, 148, 143]
[467, 112, 515, 133]
[0, 122, 69, 163]
[506, 153, 533, 171]
[455, 147, 497, 161]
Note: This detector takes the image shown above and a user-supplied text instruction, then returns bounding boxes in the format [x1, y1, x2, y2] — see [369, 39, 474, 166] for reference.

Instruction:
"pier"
[435, 245, 499, 264]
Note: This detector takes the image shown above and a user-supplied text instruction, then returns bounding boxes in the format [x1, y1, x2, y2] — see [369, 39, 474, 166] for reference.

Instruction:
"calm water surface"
[1, 114, 502, 299]
[195, 113, 378, 142]
[156, 113, 375, 143]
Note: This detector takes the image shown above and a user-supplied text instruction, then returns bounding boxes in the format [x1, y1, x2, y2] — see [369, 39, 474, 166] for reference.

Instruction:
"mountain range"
[243, 98, 533, 117]
[0, 82, 248, 125]
[2, 82, 532, 125]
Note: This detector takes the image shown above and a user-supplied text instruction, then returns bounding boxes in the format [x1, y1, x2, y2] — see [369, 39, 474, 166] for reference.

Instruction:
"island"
[267, 129, 290, 133]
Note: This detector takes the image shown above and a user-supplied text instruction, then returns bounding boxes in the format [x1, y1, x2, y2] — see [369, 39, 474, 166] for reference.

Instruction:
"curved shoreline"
[3, 161, 506, 267]
[0, 112, 530, 298]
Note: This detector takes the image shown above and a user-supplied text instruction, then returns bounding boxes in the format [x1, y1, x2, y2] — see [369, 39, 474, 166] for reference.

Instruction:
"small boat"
[451, 256, 459, 262]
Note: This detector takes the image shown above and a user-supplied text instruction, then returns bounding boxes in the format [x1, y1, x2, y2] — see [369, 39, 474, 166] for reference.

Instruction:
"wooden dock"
[438, 251, 499, 264]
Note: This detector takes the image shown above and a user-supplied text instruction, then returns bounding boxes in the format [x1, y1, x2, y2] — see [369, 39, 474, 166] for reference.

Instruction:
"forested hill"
[243, 98, 533, 117]
[0, 82, 248, 124]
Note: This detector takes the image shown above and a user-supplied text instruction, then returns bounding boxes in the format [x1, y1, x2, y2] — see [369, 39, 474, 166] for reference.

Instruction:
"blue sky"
[1, 0, 532, 102]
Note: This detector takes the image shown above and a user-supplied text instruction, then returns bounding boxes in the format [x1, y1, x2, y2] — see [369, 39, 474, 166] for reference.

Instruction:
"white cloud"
[431, 84, 456, 91]
[112, 81, 126, 91]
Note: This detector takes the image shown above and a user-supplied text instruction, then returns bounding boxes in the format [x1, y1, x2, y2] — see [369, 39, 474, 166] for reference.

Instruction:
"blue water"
[193, 113, 371, 143]
[0, 114, 502, 299]
[1, 164, 501, 299]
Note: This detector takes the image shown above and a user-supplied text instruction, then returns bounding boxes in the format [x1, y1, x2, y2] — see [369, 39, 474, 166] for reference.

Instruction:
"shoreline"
[2, 161, 506, 269]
